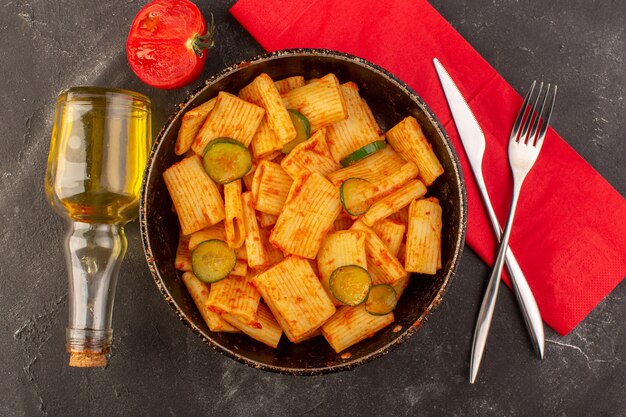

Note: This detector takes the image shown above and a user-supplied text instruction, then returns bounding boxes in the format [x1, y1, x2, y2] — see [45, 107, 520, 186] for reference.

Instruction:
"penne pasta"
[192, 91, 265, 154]
[325, 82, 381, 162]
[270, 173, 342, 259]
[280, 128, 341, 179]
[222, 303, 283, 348]
[181, 272, 239, 333]
[241, 192, 270, 269]
[266, 151, 284, 164]
[387, 205, 410, 225]
[351, 220, 408, 285]
[242, 159, 258, 192]
[257, 211, 278, 228]
[397, 242, 407, 265]
[333, 216, 353, 231]
[175, 233, 192, 272]
[386, 116, 444, 186]
[327, 146, 419, 201]
[168, 71, 449, 351]
[361, 179, 427, 226]
[321, 305, 394, 353]
[250, 117, 283, 159]
[391, 274, 410, 301]
[251, 256, 336, 342]
[175, 98, 216, 155]
[163, 155, 225, 235]
[235, 244, 248, 261]
[206, 273, 261, 324]
[188, 224, 227, 251]
[223, 180, 246, 249]
[240, 73, 296, 145]
[327, 146, 404, 184]
[316, 230, 367, 305]
[372, 219, 406, 257]
[405, 197, 442, 275]
[231, 259, 248, 277]
[260, 227, 284, 265]
[360, 98, 383, 137]
[274, 76, 305, 94]
[281, 73, 348, 133]
[252, 160, 293, 216]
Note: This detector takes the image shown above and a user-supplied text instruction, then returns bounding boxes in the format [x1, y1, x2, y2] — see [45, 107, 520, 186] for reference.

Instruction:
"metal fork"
[469, 81, 557, 383]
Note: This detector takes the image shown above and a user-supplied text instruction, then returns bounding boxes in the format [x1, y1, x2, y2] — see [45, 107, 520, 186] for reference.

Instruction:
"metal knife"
[433, 59, 545, 373]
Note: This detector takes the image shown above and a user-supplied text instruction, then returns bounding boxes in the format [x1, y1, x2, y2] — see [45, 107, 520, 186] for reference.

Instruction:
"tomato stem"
[192, 13, 215, 57]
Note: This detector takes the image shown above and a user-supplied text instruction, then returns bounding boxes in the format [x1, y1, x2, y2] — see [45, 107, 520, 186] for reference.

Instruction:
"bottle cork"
[69, 352, 108, 368]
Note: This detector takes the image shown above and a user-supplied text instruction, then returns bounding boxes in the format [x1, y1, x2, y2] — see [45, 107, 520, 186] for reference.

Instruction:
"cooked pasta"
[257, 211, 278, 228]
[327, 147, 420, 201]
[371, 219, 406, 257]
[361, 179, 427, 226]
[325, 82, 380, 162]
[280, 129, 341, 179]
[281, 73, 347, 133]
[405, 197, 442, 274]
[206, 273, 261, 324]
[260, 227, 284, 265]
[252, 160, 293, 215]
[351, 221, 408, 285]
[231, 259, 248, 277]
[270, 173, 342, 259]
[250, 117, 283, 159]
[241, 191, 270, 269]
[175, 98, 216, 155]
[387, 205, 410, 225]
[316, 230, 367, 305]
[321, 305, 394, 353]
[274, 76, 305, 94]
[164, 72, 448, 353]
[239, 73, 296, 145]
[181, 272, 239, 333]
[188, 224, 227, 251]
[251, 256, 336, 342]
[222, 303, 282, 348]
[223, 180, 245, 249]
[175, 233, 192, 272]
[386, 116, 444, 186]
[360, 98, 383, 137]
[192, 91, 265, 154]
[163, 155, 225, 235]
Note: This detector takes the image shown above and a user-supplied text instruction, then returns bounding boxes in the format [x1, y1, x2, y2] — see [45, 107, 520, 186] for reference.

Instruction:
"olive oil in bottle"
[45, 87, 151, 367]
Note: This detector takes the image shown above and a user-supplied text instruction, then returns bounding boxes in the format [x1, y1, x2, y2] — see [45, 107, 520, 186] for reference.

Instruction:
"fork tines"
[510, 81, 557, 147]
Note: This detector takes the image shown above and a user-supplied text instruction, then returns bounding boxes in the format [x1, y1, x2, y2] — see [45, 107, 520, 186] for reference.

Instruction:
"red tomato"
[126, 0, 214, 89]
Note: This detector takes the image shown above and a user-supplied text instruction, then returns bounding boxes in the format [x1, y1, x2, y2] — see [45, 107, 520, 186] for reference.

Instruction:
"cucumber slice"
[340, 140, 387, 167]
[281, 109, 311, 154]
[365, 284, 397, 315]
[203, 138, 252, 184]
[191, 239, 237, 283]
[329, 265, 372, 306]
[340, 178, 378, 216]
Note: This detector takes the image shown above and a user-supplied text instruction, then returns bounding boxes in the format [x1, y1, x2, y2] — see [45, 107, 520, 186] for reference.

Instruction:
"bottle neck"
[64, 221, 127, 367]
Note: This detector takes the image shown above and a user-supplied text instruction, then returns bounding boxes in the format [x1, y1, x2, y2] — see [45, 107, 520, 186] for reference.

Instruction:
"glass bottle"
[44, 87, 151, 367]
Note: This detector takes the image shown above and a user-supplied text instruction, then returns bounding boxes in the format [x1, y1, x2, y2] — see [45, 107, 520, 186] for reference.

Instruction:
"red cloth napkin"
[230, 0, 626, 335]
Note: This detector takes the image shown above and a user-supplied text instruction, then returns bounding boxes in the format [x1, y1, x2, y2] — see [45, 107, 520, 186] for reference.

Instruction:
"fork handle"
[469, 183, 521, 383]
[474, 174, 544, 359]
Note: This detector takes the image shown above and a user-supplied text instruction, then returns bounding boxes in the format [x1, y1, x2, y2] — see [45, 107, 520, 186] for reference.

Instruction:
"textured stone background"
[1, 0, 624, 416]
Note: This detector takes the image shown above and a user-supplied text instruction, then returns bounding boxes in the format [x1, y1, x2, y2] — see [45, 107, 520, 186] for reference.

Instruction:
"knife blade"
[433, 58, 545, 371]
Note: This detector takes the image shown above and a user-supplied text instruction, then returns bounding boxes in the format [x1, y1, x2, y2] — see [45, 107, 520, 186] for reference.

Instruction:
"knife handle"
[503, 247, 545, 358]
[475, 175, 545, 359]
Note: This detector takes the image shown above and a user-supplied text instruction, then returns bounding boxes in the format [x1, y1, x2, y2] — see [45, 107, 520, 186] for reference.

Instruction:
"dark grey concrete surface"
[1, 0, 624, 416]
